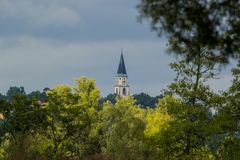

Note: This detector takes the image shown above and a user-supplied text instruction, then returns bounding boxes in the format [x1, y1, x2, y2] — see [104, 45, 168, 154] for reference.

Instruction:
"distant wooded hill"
[0, 86, 162, 108]
[100, 93, 163, 108]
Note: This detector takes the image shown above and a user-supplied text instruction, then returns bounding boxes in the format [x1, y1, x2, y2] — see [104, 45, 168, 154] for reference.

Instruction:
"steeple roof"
[117, 52, 127, 76]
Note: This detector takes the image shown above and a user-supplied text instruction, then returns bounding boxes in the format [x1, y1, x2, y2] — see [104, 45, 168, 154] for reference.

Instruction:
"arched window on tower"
[123, 88, 126, 96]
[116, 88, 119, 95]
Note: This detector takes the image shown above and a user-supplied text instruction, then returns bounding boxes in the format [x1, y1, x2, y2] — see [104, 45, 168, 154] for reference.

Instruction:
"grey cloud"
[0, 36, 232, 96]
[0, 36, 174, 96]
[0, 0, 81, 29]
[0, 1, 234, 96]
[0, 0, 156, 42]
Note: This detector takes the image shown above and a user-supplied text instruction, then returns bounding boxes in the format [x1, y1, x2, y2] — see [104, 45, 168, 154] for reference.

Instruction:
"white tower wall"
[114, 76, 130, 97]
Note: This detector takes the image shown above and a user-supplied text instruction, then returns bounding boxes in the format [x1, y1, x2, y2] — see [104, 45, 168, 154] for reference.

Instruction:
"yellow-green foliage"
[144, 98, 172, 138]
[43, 77, 101, 159]
[99, 97, 147, 160]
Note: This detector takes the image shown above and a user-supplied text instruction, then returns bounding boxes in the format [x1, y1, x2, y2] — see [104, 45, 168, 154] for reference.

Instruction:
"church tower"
[114, 52, 130, 97]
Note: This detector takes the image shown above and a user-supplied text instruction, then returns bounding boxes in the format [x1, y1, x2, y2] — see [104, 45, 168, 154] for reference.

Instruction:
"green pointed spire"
[117, 51, 127, 76]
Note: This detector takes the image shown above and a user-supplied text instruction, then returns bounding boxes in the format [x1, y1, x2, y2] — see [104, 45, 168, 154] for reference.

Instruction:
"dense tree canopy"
[0, 87, 48, 102]
[0, 71, 239, 159]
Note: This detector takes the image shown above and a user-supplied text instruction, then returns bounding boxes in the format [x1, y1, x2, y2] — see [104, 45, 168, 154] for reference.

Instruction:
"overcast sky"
[0, 0, 234, 96]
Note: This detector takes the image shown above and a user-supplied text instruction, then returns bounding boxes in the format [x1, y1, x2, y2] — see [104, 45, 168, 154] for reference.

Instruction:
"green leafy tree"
[0, 96, 47, 160]
[214, 61, 240, 159]
[0, 95, 46, 141]
[138, 0, 240, 64]
[156, 51, 223, 159]
[0, 93, 6, 100]
[28, 90, 48, 102]
[144, 96, 173, 159]
[43, 77, 101, 159]
[6, 87, 26, 101]
[98, 97, 148, 160]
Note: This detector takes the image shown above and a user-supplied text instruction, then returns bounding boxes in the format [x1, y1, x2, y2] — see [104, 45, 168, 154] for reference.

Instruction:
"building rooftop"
[117, 53, 127, 76]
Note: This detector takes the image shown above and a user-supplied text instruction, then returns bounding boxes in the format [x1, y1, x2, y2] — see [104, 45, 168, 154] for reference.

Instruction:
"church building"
[114, 52, 130, 97]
